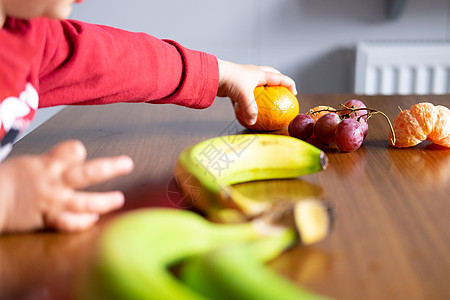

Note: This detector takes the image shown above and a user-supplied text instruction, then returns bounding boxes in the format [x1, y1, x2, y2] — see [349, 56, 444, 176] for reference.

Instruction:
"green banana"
[81, 208, 300, 300]
[175, 134, 330, 244]
[179, 236, 329, 300]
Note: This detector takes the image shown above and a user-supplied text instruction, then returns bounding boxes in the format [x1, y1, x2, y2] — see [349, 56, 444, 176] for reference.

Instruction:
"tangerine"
[236, 86, 299, 131]
[389, 109, 424, 148]
[308, 106, 336, 122]
[389, 102, 450, 148]
[428, 105, 450, 147]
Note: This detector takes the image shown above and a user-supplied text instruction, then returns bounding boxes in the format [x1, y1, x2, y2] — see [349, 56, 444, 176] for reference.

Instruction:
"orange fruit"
[236, 86, 299, 131]
[410, 102, 438, 136]
[389, 102, 450, 148]
[389, 109, 425, 148]
[428, 105, 450, 147]
[308, 106, 336, 122]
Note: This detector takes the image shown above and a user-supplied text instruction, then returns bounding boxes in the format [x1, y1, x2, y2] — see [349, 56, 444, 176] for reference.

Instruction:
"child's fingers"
[65, 190, 125, 214]
[259, 66, 281, 74]
[235, 92, 258, 126]
[46, 211, 100, 232]
[259, 70, 297, 95]
[64, 155, 134, 188]
[45, 140, 87, 165]
[45, 190, 124, 231]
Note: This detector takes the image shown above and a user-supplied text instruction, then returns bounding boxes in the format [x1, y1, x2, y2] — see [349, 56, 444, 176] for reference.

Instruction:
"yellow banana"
[175, 134, 331, 244]
[175, 134, 327, 200]
[80, 208, 301, 300]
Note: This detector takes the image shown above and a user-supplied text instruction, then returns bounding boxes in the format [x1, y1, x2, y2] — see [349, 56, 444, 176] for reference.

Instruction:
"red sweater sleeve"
[37, 19, 219, 109]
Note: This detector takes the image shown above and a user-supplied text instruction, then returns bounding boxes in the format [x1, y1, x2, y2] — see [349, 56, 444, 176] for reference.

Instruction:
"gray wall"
[71, 0, 450, 94]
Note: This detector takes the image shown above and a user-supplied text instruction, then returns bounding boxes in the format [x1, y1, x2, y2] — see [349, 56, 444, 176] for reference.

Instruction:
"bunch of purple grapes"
[288, 99, 369, 152]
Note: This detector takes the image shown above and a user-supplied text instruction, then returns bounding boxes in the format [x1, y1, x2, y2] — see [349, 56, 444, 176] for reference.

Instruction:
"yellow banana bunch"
[175, 134, 331, 245]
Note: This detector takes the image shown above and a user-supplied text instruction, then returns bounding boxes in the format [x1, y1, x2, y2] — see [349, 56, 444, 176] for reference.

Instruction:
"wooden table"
[1, 94, 449, 300]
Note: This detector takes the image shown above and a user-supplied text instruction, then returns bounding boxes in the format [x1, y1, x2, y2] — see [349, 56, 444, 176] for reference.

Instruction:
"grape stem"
[308, 106, 396, 145]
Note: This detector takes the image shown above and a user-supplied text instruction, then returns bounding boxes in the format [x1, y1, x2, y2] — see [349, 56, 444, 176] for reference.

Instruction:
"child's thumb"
[236, 95, 258, 126]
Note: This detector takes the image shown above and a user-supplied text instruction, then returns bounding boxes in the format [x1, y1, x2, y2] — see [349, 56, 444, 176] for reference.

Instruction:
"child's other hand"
[217, 59, 297, 126]
[0, 140, 134, 234]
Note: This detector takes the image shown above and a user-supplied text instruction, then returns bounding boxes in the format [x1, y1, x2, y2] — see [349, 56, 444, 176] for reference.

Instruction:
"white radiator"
[354, 41, 450, 95]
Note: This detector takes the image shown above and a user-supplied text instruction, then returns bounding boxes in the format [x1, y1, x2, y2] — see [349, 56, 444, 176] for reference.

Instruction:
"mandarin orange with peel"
[308, 105, 336, 122]
[236, 86, 299, 131]
[389, 102, 450, 148]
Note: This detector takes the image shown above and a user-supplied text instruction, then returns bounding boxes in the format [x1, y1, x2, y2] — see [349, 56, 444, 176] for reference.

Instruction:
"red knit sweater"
[0, 17, 219, 161]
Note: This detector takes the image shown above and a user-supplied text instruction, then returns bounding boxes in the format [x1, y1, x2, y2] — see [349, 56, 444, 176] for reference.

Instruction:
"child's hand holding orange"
[217, 59, 297, 127]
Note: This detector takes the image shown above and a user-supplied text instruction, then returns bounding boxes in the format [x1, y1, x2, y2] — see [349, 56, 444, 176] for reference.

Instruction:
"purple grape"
[335, 119, 364, 152]
[314, 113, 341, 145]
[339, 99, 368, 120]
[288, 114, 315, 140]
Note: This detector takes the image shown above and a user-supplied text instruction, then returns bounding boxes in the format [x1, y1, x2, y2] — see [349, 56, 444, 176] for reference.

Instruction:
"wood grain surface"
[1, 94, 449, 300]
